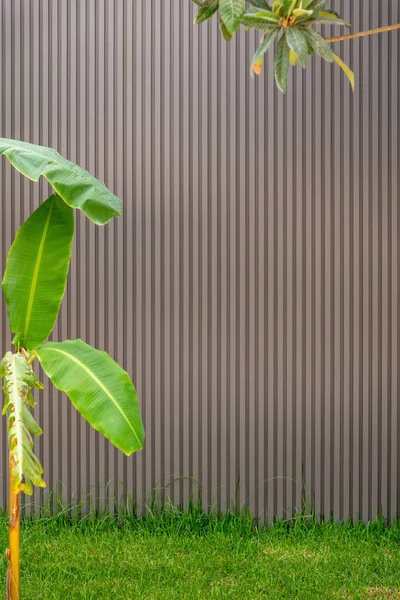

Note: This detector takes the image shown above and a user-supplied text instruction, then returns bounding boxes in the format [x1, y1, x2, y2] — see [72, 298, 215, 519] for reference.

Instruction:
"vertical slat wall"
[0, 0, 399, 522]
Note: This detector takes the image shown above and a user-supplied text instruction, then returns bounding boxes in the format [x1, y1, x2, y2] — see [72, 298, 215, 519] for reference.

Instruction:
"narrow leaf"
[220, 0, 245, 33]
[274, 0, 294, 17]
[241, 14, 279, 29]
[194, 1, 219, 24]
[251, 30, 278, 72]
[0, 138, 122, 225]
[0, 356, 6, 378]
[274, 33, 291, 93]
[286, 27, 309, 68]
[272, 0, 284, 16]
[303, 27, 334, 62]
[292, 8, 313, 18]
[322, 8, 341, 17]
[286, 0, 298, 17]
[312, 13, 350, 27]
[2, 194, 74, 350]
[272, 0, 282, 13]
[36, 339, 145, 456]
[307, 0, 329, 12]
[333, 54, 355, 91]
[220, 16, 233, 41]
[2, 352, 45, 494]
[247, 0, 272, 9]
[252, 9, 280, 22]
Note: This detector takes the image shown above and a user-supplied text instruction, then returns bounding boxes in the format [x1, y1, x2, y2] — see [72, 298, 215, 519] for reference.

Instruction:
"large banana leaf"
[2, 194, 74, 350]
[0, 138, 122, 225]
[1, 352, 45, 494]
[36, 339, 144, 455]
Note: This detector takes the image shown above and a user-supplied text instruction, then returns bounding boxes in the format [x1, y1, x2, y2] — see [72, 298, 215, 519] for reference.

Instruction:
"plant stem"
[326, 23, 400, 43]
[7, 453, 20, 600]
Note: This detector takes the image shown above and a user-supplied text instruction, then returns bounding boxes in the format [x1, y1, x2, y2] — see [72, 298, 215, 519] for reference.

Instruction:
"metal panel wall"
[0, 0, 399, 522]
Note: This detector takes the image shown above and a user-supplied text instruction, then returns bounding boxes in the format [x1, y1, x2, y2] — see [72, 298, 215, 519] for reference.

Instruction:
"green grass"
[1, 503, 400, 599]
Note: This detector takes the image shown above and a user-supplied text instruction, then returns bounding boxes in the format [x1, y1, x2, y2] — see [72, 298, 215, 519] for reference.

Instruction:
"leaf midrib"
[23, 199, 54, 342]
[221, 0, 241, 25]
[41, 347, 142, 447]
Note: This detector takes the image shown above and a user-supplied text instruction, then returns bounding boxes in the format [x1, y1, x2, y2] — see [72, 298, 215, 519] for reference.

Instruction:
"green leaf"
[303, 27, 334, 62]
[190, 0, 204, 6]
[322, 8, 340, 17]
[0, 356, 6, 378]
[241, 17, 278, 30]
[241, 10, 279, 25]
[333, 54, 355, 91]
[252, 9, 280, 20]
[251, 30, 278, 71]
[36, 339, 145, 456]
[220, 0, 245, 33]
[274, 33, 291, 93]
[285, 0, 298, 17]
[292, 8, 313, 19]
[194, 0, 219, 24]
[220, 16, 233, 41]
[0, 138, 122, 225]
[241, 14, 278, 29]
[2, 194, 74, 350]
[286, 27, 309, 68]
[307, 0, 329, 12]
[247, 0, 272, 9]
[2, 352, 45, 494]
[273, 0, 293, 17]
[311, 13, 350, 27]
[272, 0, 283, 15]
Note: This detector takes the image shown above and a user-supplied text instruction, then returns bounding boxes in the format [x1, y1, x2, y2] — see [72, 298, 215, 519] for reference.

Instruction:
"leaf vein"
[41, 347, 141, 447]
[23, 199, 54, 343]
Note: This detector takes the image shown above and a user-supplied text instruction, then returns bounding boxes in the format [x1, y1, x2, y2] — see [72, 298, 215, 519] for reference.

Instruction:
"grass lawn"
[1, 508, 400, 599]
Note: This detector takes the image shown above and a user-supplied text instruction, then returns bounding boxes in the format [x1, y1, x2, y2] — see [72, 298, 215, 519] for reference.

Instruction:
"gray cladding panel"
[0, 0, 399, 521]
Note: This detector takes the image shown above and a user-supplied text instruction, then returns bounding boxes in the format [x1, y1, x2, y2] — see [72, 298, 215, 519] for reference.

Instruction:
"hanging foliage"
[190, 0, 354, 92]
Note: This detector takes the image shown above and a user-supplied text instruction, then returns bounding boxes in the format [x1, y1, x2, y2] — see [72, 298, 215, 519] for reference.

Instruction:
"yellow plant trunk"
[6, 453, 20, 600]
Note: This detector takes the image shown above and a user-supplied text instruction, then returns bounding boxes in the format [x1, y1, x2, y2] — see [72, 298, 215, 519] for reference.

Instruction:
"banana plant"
[191, 0, 354, 92]
[0, 138, 145, 600]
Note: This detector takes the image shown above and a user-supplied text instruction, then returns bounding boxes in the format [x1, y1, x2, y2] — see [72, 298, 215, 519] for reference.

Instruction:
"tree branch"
[326, 23, 400, 43]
